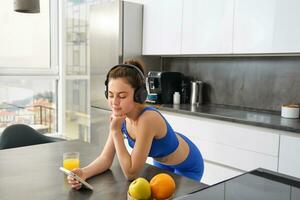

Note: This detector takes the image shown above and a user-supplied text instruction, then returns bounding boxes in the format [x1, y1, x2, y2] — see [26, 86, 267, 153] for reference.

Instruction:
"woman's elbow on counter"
[123, 170, 140, 181]
[125, 175, 136, 181]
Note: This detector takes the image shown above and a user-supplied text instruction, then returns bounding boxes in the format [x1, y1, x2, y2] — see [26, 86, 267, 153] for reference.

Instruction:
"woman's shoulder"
[138, 107, 165, 126]
[139, 106, 161, 118]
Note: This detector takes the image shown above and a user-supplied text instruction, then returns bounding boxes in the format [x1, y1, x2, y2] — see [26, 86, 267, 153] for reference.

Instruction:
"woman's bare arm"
[82, 132, 116, 179]
[111, 114, 156, 180]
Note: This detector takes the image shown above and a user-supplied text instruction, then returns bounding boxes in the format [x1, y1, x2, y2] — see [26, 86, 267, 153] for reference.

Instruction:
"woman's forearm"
[82, 155, 113, 179]
[82, 129, 116, 179]
[112, 130, 138, 180]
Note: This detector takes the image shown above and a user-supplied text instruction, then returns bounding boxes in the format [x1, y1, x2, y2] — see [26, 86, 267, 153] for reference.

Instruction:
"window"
[63, 0, 90, 141]
[0, 0, 59, 134]
[0, 77, 58, 134]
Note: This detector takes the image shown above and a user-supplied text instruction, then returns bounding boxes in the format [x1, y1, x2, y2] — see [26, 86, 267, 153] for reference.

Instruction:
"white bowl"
[281, 104, 300, 118]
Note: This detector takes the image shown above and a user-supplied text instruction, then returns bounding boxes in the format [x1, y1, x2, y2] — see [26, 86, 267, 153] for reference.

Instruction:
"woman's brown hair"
[108, 59, 146, 90]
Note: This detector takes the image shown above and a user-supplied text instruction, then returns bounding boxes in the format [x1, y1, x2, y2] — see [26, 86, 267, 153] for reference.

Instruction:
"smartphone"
[59, 167, 94, 190]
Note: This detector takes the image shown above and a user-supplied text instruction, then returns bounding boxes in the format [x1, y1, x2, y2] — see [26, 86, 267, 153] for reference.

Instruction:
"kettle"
[190, 81, 203, 105]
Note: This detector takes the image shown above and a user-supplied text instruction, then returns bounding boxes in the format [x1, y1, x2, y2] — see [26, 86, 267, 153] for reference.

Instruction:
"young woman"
[68, 60, 204, 189]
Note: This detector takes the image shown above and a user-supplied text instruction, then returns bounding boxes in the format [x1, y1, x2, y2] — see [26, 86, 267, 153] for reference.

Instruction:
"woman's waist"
[153, 133, 189, 165]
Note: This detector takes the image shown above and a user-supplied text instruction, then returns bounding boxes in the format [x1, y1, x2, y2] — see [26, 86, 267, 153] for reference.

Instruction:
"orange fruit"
[150, 173, 176, 200]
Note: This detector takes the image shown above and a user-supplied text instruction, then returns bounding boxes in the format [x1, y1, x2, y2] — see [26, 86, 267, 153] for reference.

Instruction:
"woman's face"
[107, 78, 135, 115]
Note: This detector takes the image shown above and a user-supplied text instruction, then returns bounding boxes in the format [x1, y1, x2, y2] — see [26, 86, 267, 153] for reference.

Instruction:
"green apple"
[128, 177, 151, 200]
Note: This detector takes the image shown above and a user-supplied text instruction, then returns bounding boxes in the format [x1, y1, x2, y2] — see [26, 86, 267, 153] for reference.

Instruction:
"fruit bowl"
[127, 192, 152, 200]
[127, 192, 173, 200]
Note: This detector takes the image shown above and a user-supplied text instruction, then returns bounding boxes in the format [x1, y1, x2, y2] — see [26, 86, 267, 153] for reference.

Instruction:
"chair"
[0, 124, 65, 150]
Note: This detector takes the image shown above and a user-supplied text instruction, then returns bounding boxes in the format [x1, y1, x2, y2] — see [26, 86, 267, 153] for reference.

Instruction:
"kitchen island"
[174, 168, 300, 200]
[0, 140, 208, 200]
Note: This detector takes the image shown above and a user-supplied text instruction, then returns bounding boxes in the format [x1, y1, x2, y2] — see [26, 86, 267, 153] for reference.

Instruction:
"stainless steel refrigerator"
[89, 0, 160, 145]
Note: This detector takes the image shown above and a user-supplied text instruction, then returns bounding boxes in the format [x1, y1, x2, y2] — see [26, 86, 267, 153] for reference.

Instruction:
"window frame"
[0, 0, 61, 134]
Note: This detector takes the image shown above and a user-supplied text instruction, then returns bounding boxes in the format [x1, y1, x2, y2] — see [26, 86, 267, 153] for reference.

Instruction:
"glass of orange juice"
[63, 152, 80, 170]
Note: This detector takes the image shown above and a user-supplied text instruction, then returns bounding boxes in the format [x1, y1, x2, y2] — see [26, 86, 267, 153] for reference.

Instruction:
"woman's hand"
[110, 113, 126, 133]
[67, 168, 86, 190]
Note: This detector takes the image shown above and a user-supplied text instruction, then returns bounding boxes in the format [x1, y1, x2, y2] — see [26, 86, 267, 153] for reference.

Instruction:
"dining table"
[0, 140, 208, 200]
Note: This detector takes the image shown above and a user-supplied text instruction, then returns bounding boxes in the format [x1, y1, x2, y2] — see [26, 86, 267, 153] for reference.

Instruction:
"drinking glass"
[63, 152, 80, 170]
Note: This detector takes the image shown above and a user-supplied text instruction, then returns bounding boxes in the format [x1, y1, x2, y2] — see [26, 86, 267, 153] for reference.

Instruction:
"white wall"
[0, 0, 51, 69]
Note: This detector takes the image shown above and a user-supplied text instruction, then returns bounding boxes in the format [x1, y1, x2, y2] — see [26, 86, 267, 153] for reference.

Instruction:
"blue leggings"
[153, 133, 204, 181]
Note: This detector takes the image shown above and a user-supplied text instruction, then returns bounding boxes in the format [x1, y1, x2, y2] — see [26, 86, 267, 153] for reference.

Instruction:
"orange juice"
[63, 158, 80, 170]
[63, 152, 80, 170]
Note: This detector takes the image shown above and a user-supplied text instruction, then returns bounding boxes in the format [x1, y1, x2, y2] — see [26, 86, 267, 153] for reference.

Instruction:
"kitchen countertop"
[156, 104, 300, 134]
[0, 140, 208, 199]
[174, 168, 300, 200]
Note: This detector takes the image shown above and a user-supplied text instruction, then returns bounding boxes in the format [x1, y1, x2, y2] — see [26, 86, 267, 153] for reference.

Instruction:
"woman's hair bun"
[124, 59, 145, 75]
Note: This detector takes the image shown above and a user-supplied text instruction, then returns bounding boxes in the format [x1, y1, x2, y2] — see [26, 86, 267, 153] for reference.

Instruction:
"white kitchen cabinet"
[192, 137, 278, 172]
[143, 0, 300, 55]
[233, 0, 300, 53]
[201, 161, 243, 185]
[142, 0, 183, 55]
[278, 134, 300, 178]
[181, 0, 234, 54]
[162, 112, 279, 156]
[272, 0, 300, 53]
[161, 111, 280, 183]
[233, 0, 276, 53]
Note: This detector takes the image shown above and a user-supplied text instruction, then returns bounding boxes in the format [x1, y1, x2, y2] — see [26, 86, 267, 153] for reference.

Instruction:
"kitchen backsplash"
[162, 56, 300, 112]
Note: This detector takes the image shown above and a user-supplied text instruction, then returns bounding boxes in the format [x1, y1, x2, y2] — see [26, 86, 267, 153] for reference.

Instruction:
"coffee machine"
[147, 71, 183, 104]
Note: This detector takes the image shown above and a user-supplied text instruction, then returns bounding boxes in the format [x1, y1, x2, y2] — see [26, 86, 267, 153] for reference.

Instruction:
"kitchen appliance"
[190, 81, 203, 105]
[147, 71, 183, 104]
[174, 168, 300, 200]
[90, 1, 160, 110]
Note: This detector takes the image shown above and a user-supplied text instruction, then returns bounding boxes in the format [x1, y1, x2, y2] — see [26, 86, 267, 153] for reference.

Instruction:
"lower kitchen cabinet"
[162, 112, 279, 156]
[161, 111, 281, 184]
[292, 187, 300, 200]
[278, 134, 300, 178]
[192, 137, 278, 172]
[201, 161, 243, 185]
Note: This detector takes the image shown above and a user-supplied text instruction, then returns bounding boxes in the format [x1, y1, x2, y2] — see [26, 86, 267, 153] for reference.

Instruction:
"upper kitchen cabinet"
[142, 0, 183, 55]
[181, 0, 234, 54]
[143, 0, 300, 55]
[233, 0, 300, 54]
[272, 0, 300, 53]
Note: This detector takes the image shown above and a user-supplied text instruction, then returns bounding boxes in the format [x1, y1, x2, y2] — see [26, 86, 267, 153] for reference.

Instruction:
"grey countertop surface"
[157, 104, 300, 134]
[0, 140, 208, 200]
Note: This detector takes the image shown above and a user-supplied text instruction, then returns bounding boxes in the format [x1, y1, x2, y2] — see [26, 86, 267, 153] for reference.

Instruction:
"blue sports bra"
[121, 106, 179, 158]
